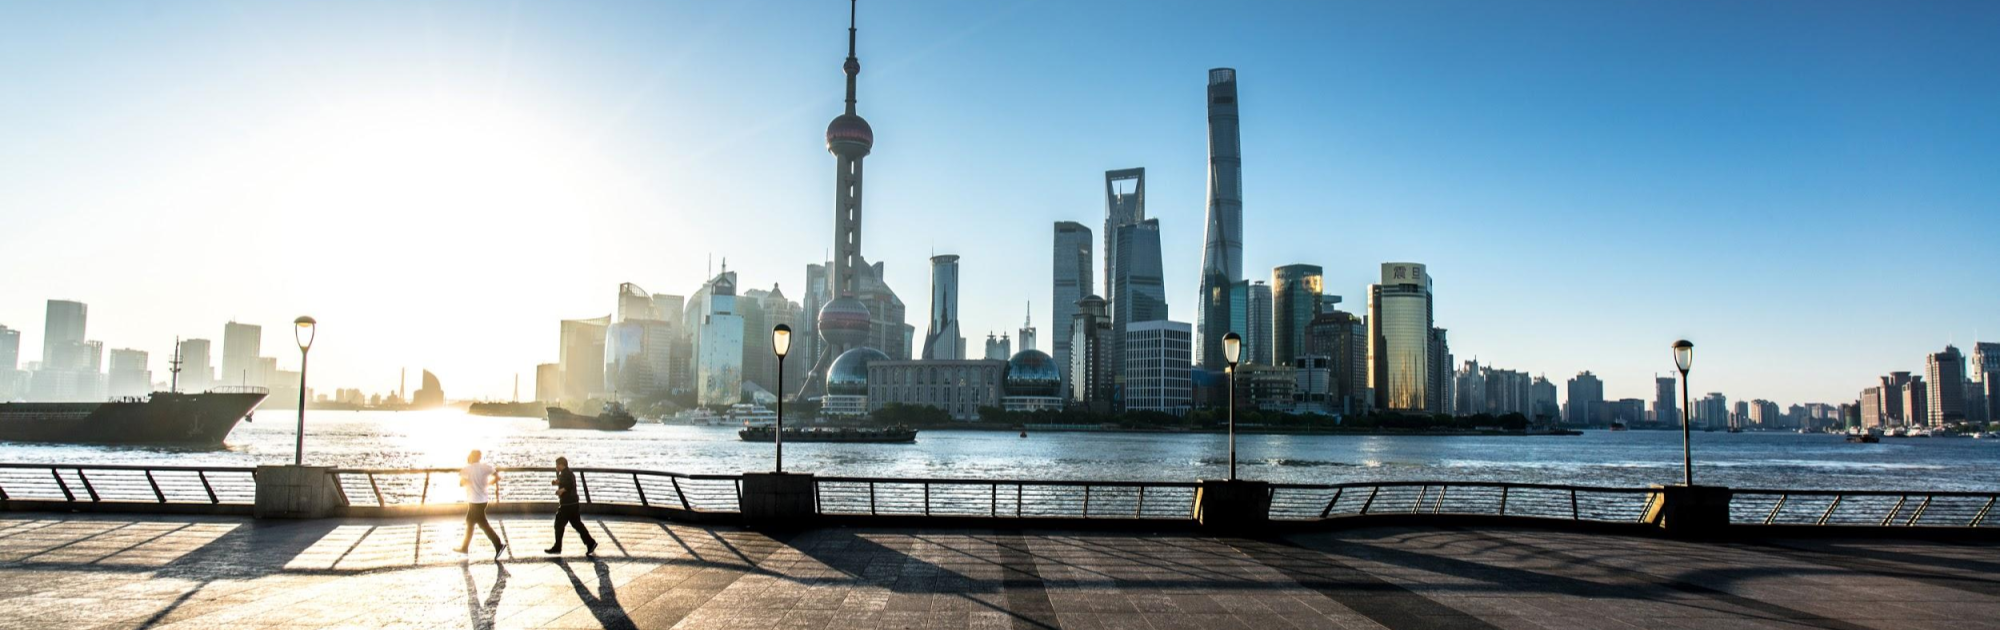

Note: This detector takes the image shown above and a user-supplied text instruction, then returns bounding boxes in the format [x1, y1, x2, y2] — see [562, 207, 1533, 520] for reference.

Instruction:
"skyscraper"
[1654, 376, 1678, 426]
[1103, 167, 1145, 313]
[1229, 280, 1273, 366]
[1902, 376, 1928, 427]
[1123, 320, 1192, 414]
[922, 254, 964, 360]
[1566, 371, 1604, 426]
[1926, 345, 1965, 426]
[176, 338, 213, 392]
[1369, 263, 1434, 412]
[1051, 221, 1093, 398]
[1305, 307, 1368, 414]
[1271, 265, 1323, 366]
[41, 300, 87, 370]
[1018, 304, 1037, 353]
[1532, 376, 1560, 423]
[107, 348, 149, 399]
[220, 321, 262, 387]
[1196, 68, 1244, 371]
[1069, 295, 1113, 410]
[0, 324, 17, 399]
[559, 316, 609, 402]
[697, 271, 745, 407]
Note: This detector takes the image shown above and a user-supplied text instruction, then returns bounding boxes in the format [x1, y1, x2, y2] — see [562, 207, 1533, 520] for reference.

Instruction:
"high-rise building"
[1902, 376, 1928, 427]
[1304, 305, 1368, 415]
[1103, 168, 1146, 324]
[1454, 361, 1487, 416]
[697, 271, 745, 407]
[1565, 371, 1604, 426]
[1971, 342, 2000, 385]
[1697, 392, 1729, 430]
[1271, 265, 1323, 366]
[1369, 263, 1434, 412]
[740, 285, 800, 396]
[41, 300, 87, 370]
[1051, 221, 1093, 399]
[0, 324, 18, 399]
[1879, 371, 1914, 423]
[922, 255, 964, 360]
[535, 363, 561, 403]
[559, 316, 609, 402]
[1926, 345, 1965, 426]
[1196, 68, 1244, 372]
[1229, 280, 1273, 366]
[1655, 376, 1679, 426]
[1018, 304, 1037, 353]
[1110, 220, 1166, 394]
[1532, 376, 1560, 423]
[107, 348, 149, 399]
[220, 322, 262, 387]
[1068, 295, 1113, 410]
[1123, 320, 1192, 415]
[1860, 387, 1885, 428]
[176, 338, 213, 392]
[1428, 327, 1451, 414]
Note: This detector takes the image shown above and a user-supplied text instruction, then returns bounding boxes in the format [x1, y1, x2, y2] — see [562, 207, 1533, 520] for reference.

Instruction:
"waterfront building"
[696, 271, 745, 407]
[741, 285, 800, 395]
[220, 321, 261, 387]
[606, 282, 678, 400]
[107, 348, 149, 399]
[867, 359, 1005, 421]
[1970, 380, 1990, 424]
[1051, 222, 1093, 400]
[1429, 328, 1451, 414]
[1565, 371, 1604, 426]
[651, 294, 685, 328]
[1749, 399, 1781, 427]
[1655, 376, 1679, 426]
[1731, 401, 1749, 429]
[616, 282, 658, 321]
[1110, 219, 1167, 396]
[535, 363, 560, 403]
[1974, 342, 2000, 384]
[1228, 280, 1274, 366]
[1271, 265, 1323, 366]
[1902, 376, 1928, 428]
[1237, 363, 1297, 412]
[799, 263, 829, 393]
[1068, 295, 1114, 411]
[1879, 372, 1914, 423]
[1196, 68, 1244, 372]
[559, 316, 610, 402]
[823, 347, 888, 417]
[922, 255, 965, 360]
[1123, 320, 1192, 415]
[41, 300, 87, 370]
[1697, 392, 1729, 430]
[1531, 376, 1560, 424]
[1370, 263, 1435, 412]
[1926, 345, 1966, 426]
[0, 324, 16, 399]
[1454, 361, 1487, 416]
[982, 333, 1011, 361]
[1304, 306, 1368, 414]
[1608, 399, 1647, 425]
[1860, 387, 1886, 428]
[1018, 305, 1037, 352]
[1292, 355, 1334, 415]
[1000, 349, 1063, 412]
[175, 338, 212, 392]
[411, 370, 444, 408]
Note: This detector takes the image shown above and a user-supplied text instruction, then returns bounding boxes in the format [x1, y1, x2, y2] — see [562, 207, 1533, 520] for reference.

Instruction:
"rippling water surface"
[2, 410, 1995, 491]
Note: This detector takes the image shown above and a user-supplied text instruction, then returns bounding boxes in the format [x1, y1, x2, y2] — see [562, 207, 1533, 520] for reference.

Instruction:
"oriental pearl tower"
[799, 0, 879, 400]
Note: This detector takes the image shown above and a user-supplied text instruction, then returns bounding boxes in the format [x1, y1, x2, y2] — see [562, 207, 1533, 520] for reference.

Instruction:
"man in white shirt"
[455, 450, 505, 555]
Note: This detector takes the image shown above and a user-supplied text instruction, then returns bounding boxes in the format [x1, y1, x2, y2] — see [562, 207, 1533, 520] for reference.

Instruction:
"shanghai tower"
[1196, 68, 1243, 371]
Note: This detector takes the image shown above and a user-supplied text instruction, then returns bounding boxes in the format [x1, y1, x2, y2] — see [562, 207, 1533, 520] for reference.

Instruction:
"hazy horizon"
[2, 1, 1995, 405]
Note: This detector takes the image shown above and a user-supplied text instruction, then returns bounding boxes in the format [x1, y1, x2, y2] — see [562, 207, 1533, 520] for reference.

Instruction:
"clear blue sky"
[0, 1, 1995, 404]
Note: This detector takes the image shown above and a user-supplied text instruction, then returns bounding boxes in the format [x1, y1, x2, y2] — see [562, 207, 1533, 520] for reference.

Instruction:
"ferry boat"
[737, 425, 917, 443]
[669, 409, 723, 425]
[725, 403, 778, 428]
[546, 401, 638, 431]
[0, 387, 267, 446]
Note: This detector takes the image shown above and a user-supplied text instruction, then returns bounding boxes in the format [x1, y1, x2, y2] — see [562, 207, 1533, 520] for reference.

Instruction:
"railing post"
[1882, 496, 1908, 526]
[669, 477, 692, 510]
[367, 473, 385, 507]
[1136, 486, 1146, 518]
[1359, 486, 1379, 515]
[1570, 489, 1580, 520]
[923, 483, 931, 516]
[1498, 486, 1508, 516]
[579, 472, 593, 504]
[77, 469, 100, 502]
[1972, 496, 1995, 527]
[1320, 488, 1344, 519]
[1411, 485, 1427, 514]
[145, 470, 166, 503]
[198, 471, 218, 504]
[991, 483, 998, 517]
[1765, 494, 1788, 525]
[868, 481, 877, 515]
[1434, 486, 1447, 513]
[634, 473, 648, 507]
[1907, 495, 1932, 526]
[51, 468, 74, 502]
[1082, 485, 1091, 518]
[1016, 484, 1023, 517]
[419, 472, 430, 505]
[1816, 495, 1844, 526]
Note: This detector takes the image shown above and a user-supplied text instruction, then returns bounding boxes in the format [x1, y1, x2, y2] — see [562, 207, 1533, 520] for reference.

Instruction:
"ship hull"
[737, 427, 917, 443]
[546, 408, 638, 431]
[0, 391, 266, 446]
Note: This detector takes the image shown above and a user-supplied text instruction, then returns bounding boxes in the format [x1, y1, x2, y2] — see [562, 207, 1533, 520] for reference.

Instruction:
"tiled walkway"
[0, 513, 1996, 629]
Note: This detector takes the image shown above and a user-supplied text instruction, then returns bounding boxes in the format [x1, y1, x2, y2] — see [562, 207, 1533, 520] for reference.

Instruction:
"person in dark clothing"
[545, 457, 597, 555]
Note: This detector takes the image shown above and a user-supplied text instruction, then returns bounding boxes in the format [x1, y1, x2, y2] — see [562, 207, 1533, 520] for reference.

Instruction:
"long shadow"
[556, 558, 637, 630]
[782, 528, 1055, 629]
[462, 561, 509, 630]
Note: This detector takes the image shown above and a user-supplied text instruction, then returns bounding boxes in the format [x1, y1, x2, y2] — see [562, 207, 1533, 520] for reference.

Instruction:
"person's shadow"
[557, 558, 636, 630]
[462, 561, 509, 630]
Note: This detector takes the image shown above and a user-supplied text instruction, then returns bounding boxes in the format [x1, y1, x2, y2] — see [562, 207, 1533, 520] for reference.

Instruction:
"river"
[1, 409, 1994, 491]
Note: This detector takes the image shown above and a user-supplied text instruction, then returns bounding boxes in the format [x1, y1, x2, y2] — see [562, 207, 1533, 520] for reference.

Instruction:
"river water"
[2, 410, 1995, 491]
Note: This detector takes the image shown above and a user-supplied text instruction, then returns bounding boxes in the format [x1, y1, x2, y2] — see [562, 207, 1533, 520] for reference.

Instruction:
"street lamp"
[293, 316, 316, 466]
[1673, 339, 1694, 486]
[1222, 332, 1242, 481]
[772, 324, 792, 473]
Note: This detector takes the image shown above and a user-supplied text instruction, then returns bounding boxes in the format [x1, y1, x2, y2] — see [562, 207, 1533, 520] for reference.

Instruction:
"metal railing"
[1731, 489, 2000, 528]
[329, 467, 742, 513]
[814, 477, 1201, 519]
[0, 463, 257, 505]
[1269, 481, 1661, 524]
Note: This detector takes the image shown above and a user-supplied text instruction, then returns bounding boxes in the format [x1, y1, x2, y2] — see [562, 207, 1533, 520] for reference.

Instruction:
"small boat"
[725, 403, 778, 428]
[546, 401, 638, 431]
[1846, 433, 1880, 443]
[737, 425, 917, 443]
[1609, 422, 1628, 431]
[1727, 427, 1743, 433]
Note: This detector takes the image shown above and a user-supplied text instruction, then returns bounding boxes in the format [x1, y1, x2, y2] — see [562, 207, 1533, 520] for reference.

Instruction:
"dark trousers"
[461, 502, 502, 549]
[551, 504, 596, 550]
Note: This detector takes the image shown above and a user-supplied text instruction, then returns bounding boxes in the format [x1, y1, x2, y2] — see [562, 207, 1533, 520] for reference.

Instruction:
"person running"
[455, 450, 505, 555]
[544, 456, 598, 555]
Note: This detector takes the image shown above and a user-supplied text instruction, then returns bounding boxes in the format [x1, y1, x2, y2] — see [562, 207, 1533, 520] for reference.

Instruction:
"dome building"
[822, 347, 888, 417]
[1002, 349, 1063, 412]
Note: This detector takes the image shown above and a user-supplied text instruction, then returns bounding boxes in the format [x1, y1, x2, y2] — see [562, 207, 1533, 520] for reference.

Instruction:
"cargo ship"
[546, 401, 638, 431]
[737, 425, 917, 443]
[0, 387, 268, 447]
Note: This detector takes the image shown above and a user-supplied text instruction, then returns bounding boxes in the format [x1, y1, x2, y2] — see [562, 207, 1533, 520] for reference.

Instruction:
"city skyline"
[2, 1, 1996, 403]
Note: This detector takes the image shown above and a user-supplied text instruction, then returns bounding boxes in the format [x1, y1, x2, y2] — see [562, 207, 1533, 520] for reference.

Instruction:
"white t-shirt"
[461, 463, 497, 504]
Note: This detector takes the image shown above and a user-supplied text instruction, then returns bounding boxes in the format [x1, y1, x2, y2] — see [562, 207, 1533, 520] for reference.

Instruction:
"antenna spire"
[842, 0, 860, 115]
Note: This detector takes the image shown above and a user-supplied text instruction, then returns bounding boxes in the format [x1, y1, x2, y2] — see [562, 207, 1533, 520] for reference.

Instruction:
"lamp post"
[293, 316, 316, 466]
[1673, 339, 1694, 486]
[772, 324, 792, 474]
[1222, 332, 1242, 481]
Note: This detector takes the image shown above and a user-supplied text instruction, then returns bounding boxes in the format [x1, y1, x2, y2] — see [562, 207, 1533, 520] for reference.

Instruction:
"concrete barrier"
[740, 472, 816, 528]
[1644, 484, 1734, 537]
[253, 465, 345, 519]
[1195, 479, 1270, 532]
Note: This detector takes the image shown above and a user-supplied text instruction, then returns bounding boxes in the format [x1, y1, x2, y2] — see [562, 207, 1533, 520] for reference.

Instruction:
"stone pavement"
[0, 513, 1997, 629]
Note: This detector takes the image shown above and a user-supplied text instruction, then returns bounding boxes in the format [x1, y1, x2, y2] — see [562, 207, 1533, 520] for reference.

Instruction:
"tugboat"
[546, 401, 639, 431]
[0, 387, 267, 446]
[737, 425, 917, 443]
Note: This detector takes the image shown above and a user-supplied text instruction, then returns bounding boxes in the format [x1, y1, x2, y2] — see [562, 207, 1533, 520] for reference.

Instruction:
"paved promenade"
[0, 513, 1996, 629]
